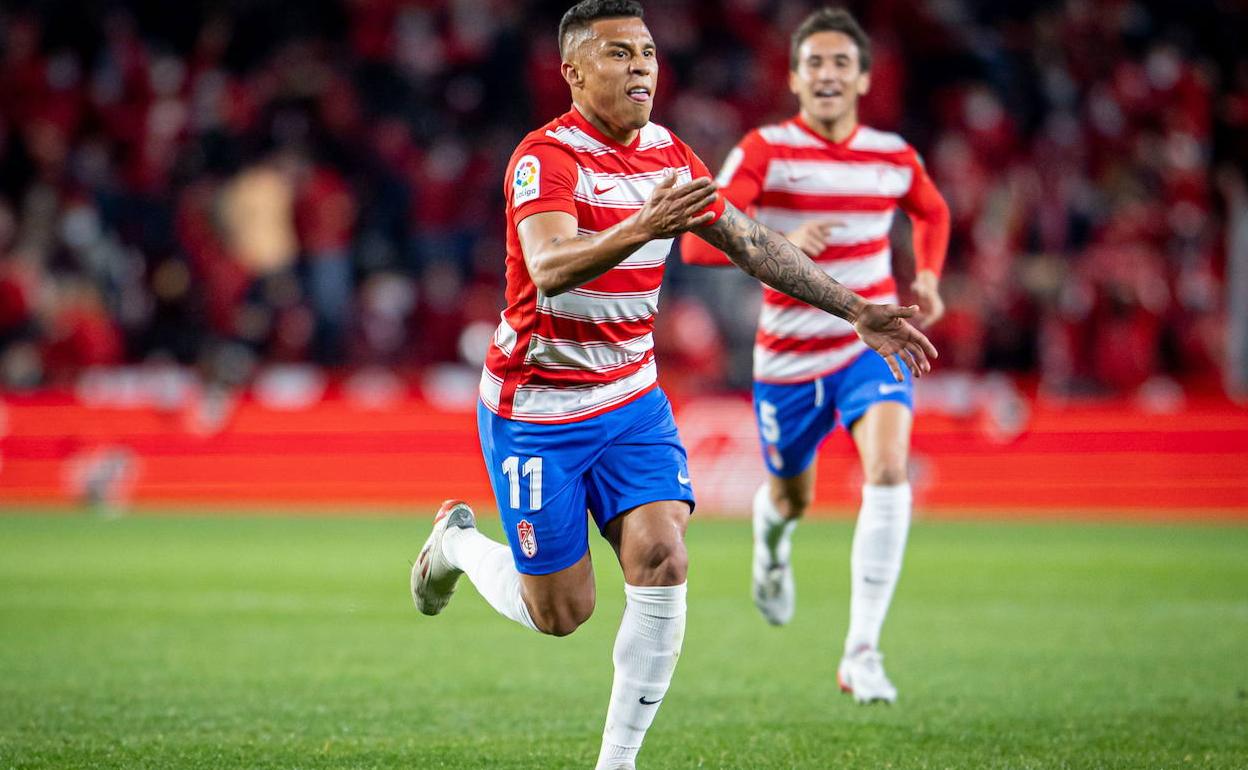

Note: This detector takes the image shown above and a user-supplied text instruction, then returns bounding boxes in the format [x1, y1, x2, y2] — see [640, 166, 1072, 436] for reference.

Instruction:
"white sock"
[596, 583, 687, 770]
[845, 483, 912, 654]
[441, 527, 537, 632]
[752, 482, 798, 567]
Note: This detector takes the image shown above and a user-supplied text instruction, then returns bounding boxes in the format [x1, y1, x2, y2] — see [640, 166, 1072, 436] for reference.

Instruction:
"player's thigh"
[584, 391, 693, 585]
[835, 352, 914, 484]
[753, 377, 838, 479]
[603, 499, 691, 586]
[519, 549, 596, 630]
[850, 401, 913, 485]
[583, 390, 694, 533]
[476, 400, 599, 577]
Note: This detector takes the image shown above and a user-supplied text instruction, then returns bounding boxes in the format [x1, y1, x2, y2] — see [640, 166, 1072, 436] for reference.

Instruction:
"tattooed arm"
[694, 202, 938, 379]
[696, 203, 868, 322]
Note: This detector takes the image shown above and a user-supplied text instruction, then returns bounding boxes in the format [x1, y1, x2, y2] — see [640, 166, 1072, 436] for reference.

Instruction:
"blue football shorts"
[476, 388, 695, 575]
[752, 350, 913, 478]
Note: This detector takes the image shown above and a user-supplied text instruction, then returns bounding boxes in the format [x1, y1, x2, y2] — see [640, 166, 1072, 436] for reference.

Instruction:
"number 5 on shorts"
[501, 456, 543, 510]
[759, 400, 781, 443]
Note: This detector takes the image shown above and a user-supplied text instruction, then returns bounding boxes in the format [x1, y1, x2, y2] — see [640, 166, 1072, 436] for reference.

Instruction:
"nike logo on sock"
[639, 696, 663, 705]
[863, 576, 887, 585]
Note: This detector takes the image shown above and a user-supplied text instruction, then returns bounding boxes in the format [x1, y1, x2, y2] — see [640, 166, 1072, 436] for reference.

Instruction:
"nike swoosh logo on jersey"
[593, 183, 617, 195]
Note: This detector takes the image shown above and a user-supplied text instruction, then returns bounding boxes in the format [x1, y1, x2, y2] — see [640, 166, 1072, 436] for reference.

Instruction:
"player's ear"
[856, 70, 871, 97]
[788, 69, 801, 98]
[561, 59, 584, 91]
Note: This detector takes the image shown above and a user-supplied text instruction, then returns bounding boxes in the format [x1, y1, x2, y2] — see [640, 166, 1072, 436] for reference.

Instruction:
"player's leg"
[594, 501, 689, 770]
[751, 377, 837, 625]
[411, 401, 600, 635]
[584, 391, 694, 770]
[847, 400, 912, 654]
[836, 353, 914, 702]
[750, 467, 812, 626]
[442, 519, 597, 636]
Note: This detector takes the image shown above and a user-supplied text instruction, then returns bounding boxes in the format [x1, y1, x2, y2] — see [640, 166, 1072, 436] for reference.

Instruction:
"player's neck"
[573, 102, 640, 147]
[800, 110, 858, 144]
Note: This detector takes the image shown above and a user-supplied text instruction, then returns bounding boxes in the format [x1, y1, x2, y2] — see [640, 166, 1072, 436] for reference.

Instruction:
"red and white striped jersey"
[481, 107, 725, 423]
[682, 116, 949, 384]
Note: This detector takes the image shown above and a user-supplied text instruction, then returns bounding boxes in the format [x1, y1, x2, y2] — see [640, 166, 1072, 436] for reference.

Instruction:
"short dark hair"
[790, 7, 872, 72]
[558, 0, 645, 58]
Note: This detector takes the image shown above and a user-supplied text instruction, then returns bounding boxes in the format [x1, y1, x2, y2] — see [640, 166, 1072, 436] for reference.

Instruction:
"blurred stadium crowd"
[1, 0, 1245, 399]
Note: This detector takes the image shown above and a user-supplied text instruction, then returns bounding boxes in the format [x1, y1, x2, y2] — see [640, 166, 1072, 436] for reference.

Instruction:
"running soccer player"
[411, 2, 936, 766]
[682, 8, 950, 704]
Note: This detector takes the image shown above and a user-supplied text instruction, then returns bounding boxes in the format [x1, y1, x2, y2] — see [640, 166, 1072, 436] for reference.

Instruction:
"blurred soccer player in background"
[682, 7, 951, 704]
[409, 1, 936, 766]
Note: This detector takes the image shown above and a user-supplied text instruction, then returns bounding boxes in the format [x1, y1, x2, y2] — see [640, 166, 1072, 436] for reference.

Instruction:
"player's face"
[790, 31, 870, 126]
[564, 17, 658, 137]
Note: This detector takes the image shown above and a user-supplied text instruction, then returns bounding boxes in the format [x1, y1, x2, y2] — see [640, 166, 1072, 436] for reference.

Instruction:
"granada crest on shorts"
[517, 518, 538, 558]
[767, 444, 784, 471]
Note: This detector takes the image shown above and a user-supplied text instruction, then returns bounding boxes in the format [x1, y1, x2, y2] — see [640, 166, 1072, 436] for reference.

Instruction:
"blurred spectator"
[0, 0, 1243, 400]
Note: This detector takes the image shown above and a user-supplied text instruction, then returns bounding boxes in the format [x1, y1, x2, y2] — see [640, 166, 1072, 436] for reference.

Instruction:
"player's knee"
[541, 610, 590, 637]
[634, 538, 688, 585]
[773, 488, 812, 519]
[865, 452, 908, 486]
[532, 592, 595, 637]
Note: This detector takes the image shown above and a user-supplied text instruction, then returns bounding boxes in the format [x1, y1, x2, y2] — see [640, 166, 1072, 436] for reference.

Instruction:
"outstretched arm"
[519, 175, 718, 296]
[695, 203, 866, 320]
[695, 203, 937, 380]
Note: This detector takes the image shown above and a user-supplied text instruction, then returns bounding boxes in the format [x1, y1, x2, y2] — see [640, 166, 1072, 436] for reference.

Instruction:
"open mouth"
[626, 85, 652, 104]
[813, 86, 843, 99]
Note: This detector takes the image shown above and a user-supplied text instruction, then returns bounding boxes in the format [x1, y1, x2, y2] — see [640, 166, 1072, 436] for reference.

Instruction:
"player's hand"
[634, 174, 719, 239]
[910, 269, 945, 327]
[852, 303, 938, 381]
[785, 219, 840, 258]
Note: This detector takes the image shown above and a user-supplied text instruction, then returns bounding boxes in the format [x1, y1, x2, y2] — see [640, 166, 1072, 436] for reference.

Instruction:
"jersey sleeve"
[680, 131, 768, 267]
[686, 145, 727, 225]
[897, 148, 951, 277]
[508, 141, 579, 225]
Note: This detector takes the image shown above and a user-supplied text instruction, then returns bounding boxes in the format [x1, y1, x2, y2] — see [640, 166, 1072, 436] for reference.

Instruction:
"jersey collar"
[793, 113, 860, 148]
[568, 104, 644, 152]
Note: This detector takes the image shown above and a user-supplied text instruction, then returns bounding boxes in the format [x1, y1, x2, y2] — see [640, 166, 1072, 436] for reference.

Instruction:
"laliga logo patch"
[517, 519, 538, 558]
[513, 155, 540, 204]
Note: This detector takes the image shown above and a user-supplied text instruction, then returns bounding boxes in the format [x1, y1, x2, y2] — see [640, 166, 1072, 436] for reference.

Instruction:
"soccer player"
[681, 7, 951, 704]
[411, 2, 936, 766]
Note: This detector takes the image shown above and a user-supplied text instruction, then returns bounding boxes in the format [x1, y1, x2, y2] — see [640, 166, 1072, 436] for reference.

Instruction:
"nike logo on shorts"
[878, 383, 907, 395]
[677, 471, 691, 485]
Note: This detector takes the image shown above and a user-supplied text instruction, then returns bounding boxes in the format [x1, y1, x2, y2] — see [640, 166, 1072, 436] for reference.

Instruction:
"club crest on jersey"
[517, 519, 538, 558]
[513, 155, 540, 204]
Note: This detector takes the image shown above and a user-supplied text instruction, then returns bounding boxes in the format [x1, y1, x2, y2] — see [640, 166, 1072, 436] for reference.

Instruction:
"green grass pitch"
[1, 512, 1245, 769]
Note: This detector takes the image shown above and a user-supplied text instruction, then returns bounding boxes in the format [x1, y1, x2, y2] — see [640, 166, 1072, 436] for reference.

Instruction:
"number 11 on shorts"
[501, 456, 543, 510]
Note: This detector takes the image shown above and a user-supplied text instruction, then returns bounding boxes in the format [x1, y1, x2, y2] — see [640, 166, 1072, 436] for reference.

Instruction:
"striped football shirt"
[481, 107, 725, 423]
[682, 116, 949, 384]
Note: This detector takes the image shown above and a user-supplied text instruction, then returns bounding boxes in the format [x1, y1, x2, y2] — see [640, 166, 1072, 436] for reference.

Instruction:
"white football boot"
[751, 520, 795, 626]
[411, 499, 476, 615]
[837, 646, 898, 704]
